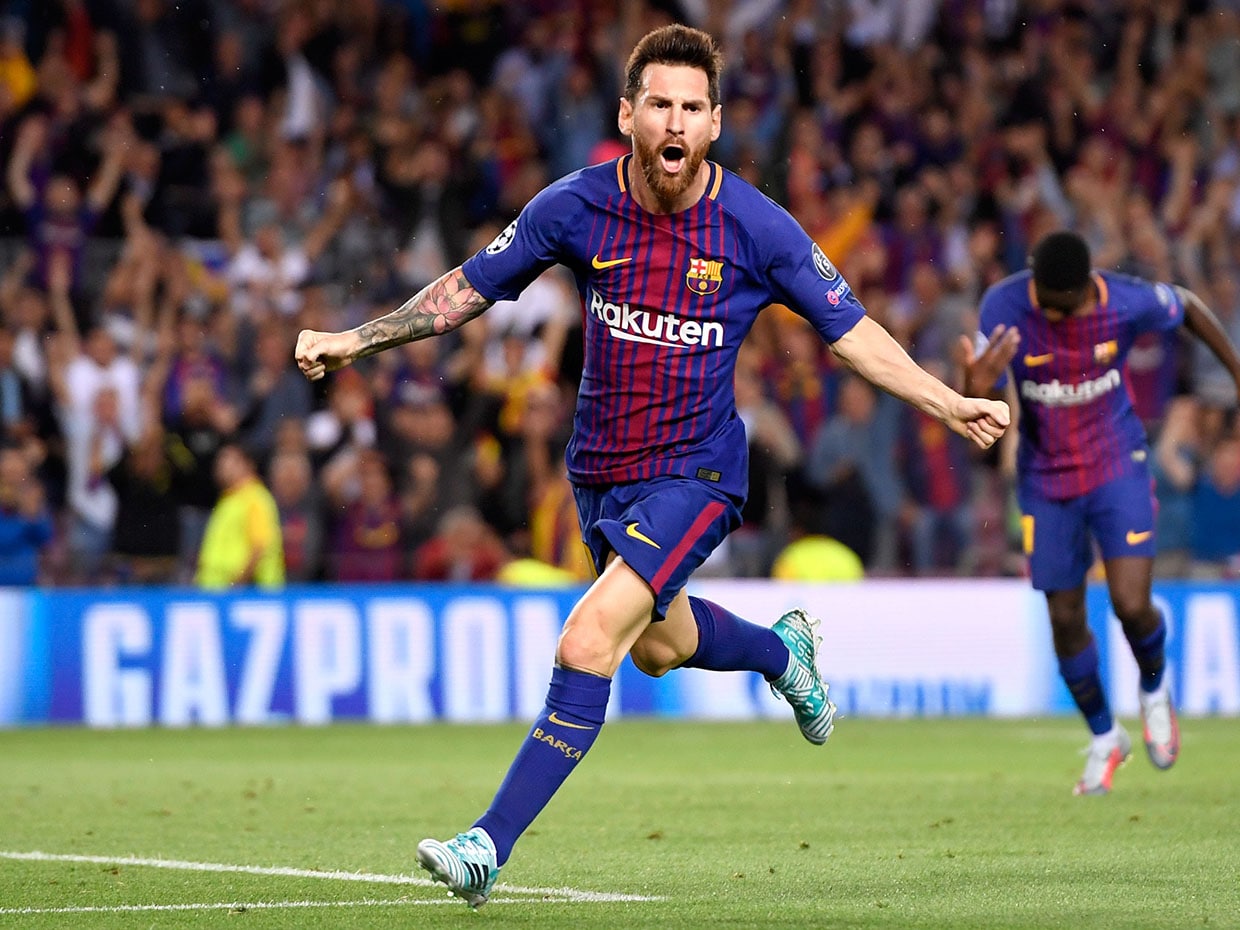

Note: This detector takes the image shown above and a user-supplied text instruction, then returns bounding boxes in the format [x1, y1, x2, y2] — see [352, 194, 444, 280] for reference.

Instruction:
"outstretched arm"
[1178, 286, 1240, 398]
[829, 316, 1011, 450]
[295, 266, 493, 381]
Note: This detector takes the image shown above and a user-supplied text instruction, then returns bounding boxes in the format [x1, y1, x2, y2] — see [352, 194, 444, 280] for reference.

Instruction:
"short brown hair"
[624, 24, 723, 108]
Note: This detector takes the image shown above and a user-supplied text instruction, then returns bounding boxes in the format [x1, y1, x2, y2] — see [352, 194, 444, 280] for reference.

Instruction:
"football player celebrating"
[297, 24, 1009, 906]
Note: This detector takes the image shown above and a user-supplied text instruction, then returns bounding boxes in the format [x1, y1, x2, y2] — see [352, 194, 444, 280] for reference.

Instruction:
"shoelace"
[449, 832, 493, 861]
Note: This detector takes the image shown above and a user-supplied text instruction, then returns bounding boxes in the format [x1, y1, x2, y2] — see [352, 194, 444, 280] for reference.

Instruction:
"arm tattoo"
[352, 268, 492, 359]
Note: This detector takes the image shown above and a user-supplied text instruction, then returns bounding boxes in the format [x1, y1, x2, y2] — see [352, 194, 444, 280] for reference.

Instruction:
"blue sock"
[1124, 616, 1167, 693]
[473, 666, 610, 866]
[1058, 638, 1113, 736]
[680, 597, 789, 680]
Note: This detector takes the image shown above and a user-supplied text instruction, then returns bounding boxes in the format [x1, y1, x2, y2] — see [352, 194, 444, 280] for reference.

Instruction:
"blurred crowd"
[0, 0, 1239, 588]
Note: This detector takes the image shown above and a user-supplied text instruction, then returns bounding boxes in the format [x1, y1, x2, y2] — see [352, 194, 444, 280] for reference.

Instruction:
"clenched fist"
[294, 329, 359, 381]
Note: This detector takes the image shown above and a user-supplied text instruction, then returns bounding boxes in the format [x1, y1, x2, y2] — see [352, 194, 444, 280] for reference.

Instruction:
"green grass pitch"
[0, 718, 1236, 929]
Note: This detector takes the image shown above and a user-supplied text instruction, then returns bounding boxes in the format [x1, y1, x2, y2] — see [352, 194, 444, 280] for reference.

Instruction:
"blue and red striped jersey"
[462, 156, 865, 499]
[980, 269, 1184, 500]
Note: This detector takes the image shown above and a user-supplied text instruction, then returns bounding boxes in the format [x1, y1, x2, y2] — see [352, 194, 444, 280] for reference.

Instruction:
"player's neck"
[1068, 279, 1101, 318]
[626, 158, 710, 215]
[1036, 277, 1101, 321]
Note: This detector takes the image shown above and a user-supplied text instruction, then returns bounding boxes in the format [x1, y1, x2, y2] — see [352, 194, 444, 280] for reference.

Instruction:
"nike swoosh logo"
[1024, 353, 1054, 367]
[592, 255, 632, 270]
[625, 522, 660, 549]
[1126, 530, 1153, 545]
[547, 712, 594, 731]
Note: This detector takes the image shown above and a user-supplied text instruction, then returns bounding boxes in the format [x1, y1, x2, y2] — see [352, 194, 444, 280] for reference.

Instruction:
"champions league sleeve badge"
[485, 219, 518, 254]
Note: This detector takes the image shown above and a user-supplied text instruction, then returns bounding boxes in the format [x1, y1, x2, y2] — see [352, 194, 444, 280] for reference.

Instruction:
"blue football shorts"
[1018, 468, 1157, 592]
[573, 475, 742, 618]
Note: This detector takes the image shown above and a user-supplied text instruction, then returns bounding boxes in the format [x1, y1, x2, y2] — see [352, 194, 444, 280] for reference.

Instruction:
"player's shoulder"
[711, 164, 817, 268]
[502, 162, 619, 255]
[528, 161, 617, 211]
[1097, 268, 1174, 304]
[980, 270, 1033, 318]
[712, 163, 797, 228]
[984, 269, 1033, 298]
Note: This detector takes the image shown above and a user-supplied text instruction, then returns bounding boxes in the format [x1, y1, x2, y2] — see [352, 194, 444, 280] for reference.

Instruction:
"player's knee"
[1110, 592, 1153, 626]
[556, 631, 610, 674]
[556, 606, 618, 673]
[628, 639, 677, 678]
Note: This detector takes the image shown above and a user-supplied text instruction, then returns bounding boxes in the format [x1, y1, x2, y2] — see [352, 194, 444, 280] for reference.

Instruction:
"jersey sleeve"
[1128, 279, 1185, 333]
[461, 182, 574, 301]
[760, 203, 865, 343]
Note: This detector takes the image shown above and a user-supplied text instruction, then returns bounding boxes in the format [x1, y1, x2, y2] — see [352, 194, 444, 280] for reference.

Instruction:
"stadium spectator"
[0, 254, 51, 400]
[153, 343, 237, 579]
[268, 448, 324, 583]
[1183, 423, 1240, 580]
[0, 443, 53, 585]
[412, 504, 508, 583]
[106, 425, 181, 584]
[323, 447, 403, 583]
[803, 372, 903, 569]
[963, 230, 1240, 796]
[223, 179, 353, 320]
[896, 358, 978, 576]
[6, 111, 129, 301]
[158, 312, 233, 426]
[733, 344, 801, 577]
[398, 451, 445, 559]
[0, 315, 38, 446]
[1152, 395, 1202, 579]
[237, 319, 314, 462]
[118, 0, 211, 105]
[305, 366, 377, 469]
[0, 16, 36, 111]
[525, 463, 592, 582]
[542, 55, 611, 182]
[294, 23, 1008, 908]
[760, 313, 839, 452]
[57, 382, 125, 583]
[195, 440, 284, 590]
[385, 136, 475, 286]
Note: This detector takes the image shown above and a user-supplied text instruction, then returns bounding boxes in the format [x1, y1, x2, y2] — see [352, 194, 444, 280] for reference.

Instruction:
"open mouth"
[660, 144, 686, 173]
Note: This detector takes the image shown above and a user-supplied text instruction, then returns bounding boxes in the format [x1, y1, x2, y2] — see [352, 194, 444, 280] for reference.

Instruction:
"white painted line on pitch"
[0, 850, 662, 904]
[0, 898, 451, 915]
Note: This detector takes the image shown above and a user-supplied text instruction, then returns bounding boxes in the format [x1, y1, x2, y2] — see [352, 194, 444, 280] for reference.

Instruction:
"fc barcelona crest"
[686, 257, 724, 295]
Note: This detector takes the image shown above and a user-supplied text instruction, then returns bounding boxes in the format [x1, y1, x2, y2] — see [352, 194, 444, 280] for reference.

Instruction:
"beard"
[633, 132, 709, 206]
